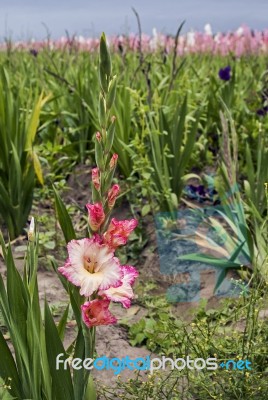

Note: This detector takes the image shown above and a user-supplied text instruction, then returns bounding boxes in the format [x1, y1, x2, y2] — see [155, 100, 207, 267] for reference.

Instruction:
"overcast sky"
[1, 0, 268, 41]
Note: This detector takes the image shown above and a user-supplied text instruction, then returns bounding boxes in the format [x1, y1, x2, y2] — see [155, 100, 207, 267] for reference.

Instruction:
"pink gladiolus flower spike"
[103, 218, 138, 249]
[58, 238, 123, 297]
[86, 202, 105, 231]
[81, 298, 117, 327]
[99, 265, 139, 308]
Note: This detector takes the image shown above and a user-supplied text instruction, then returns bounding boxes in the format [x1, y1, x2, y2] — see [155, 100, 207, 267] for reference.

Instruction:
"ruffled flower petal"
[99, 265, 139, 308]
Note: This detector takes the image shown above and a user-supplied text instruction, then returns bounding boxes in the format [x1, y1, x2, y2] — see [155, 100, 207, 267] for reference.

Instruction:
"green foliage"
[0, 43, 266, 229]
[0, 36, 268, 399]
[111, 85, 134, 177]
[115, 281, 268, 399]
[53, 185, 76, 243]
[178, 110, 268, 289]
[145, 94, 202, 212]
[0, 226, 96, 400]
[244, 124, 268, 216]
[0, 67, 49, 239]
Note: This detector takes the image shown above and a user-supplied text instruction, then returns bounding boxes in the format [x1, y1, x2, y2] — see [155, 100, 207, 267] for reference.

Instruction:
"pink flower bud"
[109, 153, 118, 170]
[96, 131, 102, 142]
[81, 299, 117, 327]
[107, 184, 120, 209]
[104, 218, 138, 249]
[86, 202, 105, 231]
[92, 167, 100, 191]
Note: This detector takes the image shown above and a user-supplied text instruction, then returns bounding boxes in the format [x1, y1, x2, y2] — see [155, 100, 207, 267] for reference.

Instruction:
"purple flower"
[197, 185, 206, 196]
[185, 185, 218, 203]
[256, 106, 268, 116]
[29, 49, 38, 57]
[218, 66, 231, 81]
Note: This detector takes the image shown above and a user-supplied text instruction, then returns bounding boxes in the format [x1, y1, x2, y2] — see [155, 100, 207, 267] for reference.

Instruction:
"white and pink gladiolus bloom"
[81, 298, 117, 327]
[107, 184, 120, 209]
[86, 202, 105, 231]
[58, 238, 123, 297]
[104, 218, 138, 250]
[99, 265, 139, 308]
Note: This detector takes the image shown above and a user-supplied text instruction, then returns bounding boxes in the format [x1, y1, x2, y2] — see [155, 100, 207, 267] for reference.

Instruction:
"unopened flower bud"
[96, 131, 102, 142]
[86, 203, 105, 231]
[28, 217, 35, 242]
[107, 184, 120, 209]
[109, 153, 118, 170]
[92, 167, 100, 191]
[111, 115, 116, 123]
[103, 218, 138, 249]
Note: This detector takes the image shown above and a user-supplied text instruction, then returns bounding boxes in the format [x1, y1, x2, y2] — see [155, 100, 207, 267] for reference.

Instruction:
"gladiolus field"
[0, 27, 268, 399]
